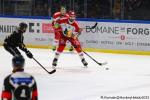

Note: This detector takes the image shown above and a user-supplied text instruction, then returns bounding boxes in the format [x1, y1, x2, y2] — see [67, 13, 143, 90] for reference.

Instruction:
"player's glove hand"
[26, 51, 33, 59]
[72, 32, 79, 39]
[54, 22, 60, 28]
[72, 34, 78, 39]
[19, 43, 29, 53]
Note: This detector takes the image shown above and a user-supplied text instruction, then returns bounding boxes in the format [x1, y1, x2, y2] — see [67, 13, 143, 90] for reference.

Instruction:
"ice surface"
[0, 47, 150, 100]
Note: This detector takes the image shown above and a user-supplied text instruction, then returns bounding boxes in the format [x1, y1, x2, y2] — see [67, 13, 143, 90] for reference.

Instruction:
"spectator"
[113, 0, 121, 19]
[33, 4, 44, 16]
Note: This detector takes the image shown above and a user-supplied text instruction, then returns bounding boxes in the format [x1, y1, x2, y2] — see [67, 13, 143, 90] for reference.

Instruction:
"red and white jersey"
[52, 12, 69, 23]
[52, 12, 69, 32]
[57, 18, 80, 37]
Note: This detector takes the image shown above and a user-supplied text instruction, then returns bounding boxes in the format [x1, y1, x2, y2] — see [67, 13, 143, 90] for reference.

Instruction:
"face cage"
[70, 16, 76, 20]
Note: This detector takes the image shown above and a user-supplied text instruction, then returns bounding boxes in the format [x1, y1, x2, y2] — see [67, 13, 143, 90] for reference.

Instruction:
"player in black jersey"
[1, 55, 38, 100]
[3, 22, 33, 58]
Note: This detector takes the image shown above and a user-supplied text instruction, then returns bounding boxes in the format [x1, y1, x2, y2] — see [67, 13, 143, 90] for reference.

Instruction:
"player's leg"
[70, 38, 88, 67]
[3, 44, 21, 56]
[52, 31, 60, 51]
[52, 37, 67, 68]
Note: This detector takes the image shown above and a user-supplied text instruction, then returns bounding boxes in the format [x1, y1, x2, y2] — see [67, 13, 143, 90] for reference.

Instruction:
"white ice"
[0, 46, 150, 100]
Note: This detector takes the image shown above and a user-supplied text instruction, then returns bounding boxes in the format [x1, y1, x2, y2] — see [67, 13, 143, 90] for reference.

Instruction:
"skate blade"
[82, 65, 88, 68]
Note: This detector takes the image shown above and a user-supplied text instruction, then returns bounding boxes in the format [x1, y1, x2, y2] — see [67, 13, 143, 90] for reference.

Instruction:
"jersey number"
[14, 85, 31, 100]
[20, 89, 26, 97]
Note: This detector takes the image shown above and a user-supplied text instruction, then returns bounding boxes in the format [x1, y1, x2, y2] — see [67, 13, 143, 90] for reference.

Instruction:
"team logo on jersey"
[11, 77, 32, 84]
[61, 23, 75, 37]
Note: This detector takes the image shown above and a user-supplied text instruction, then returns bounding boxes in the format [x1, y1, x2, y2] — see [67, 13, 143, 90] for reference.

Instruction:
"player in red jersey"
[52, 6, 74, 51]
[52, 11, 88, 68]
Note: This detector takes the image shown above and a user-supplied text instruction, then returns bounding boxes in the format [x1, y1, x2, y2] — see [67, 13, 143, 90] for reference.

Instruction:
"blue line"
[77, 18, 150, 24]
[1, 15, 150, 24]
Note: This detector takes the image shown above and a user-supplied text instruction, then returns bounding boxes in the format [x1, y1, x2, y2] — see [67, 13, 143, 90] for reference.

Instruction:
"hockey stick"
[82, 22, 98, 30]
[83, 51, 107, 66]
[33, 57, 56, 74]
[90, 22, 98, 29]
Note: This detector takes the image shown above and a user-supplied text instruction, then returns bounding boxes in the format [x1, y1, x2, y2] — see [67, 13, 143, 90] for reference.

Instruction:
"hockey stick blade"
[83, 51, 107, 67]
[91, 22, 98, 29]
[98, 61, 108, 66]
[48, 69, 56, 74]
[33, 57, 56, 74]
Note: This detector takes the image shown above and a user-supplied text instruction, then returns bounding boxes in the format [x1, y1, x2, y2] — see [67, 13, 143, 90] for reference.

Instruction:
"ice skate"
[52, 58, 58, 69]
[81, 58, 88, 68]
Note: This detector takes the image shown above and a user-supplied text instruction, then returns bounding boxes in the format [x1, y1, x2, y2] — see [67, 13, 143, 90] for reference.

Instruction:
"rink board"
[0, 16, 150, 55]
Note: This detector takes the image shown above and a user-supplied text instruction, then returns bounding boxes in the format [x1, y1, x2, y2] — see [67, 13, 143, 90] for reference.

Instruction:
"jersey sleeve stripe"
[32, 89, 38, 100]
[1, 91, 12, 99]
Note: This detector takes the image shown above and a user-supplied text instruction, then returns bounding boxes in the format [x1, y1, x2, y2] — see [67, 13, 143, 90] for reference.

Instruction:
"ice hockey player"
[1, 55, 38, 100]
[3, 22, 33, 59]
[52, 6, 74, 51]
[52, 11, 88, 68]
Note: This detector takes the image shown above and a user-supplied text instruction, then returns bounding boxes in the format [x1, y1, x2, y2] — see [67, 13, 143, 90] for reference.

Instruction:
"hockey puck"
[105, 67, 109, 70]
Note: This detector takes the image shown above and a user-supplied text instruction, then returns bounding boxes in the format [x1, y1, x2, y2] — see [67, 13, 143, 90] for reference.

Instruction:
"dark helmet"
[19, 22, 28, 29]
[12, 55, 25, 67]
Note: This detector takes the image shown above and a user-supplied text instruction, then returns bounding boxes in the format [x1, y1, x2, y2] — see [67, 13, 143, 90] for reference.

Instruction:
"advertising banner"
[79, 21, 150, 51]
[0, 17, 54, 46]
[0, 17, 150, 52]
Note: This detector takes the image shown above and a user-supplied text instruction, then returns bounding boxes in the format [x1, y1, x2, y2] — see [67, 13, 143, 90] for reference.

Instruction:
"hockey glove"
[72, 32, 79, 39]
[54, 23, 60, 28]
[26, 51, 33, 58]
[19, 44, 28, 52]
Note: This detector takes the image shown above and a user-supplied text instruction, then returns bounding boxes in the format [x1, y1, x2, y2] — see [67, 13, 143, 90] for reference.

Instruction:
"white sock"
[79, 52, 84, 60]
[66, 40, 71, 47]
[53, 39, 59, 47]
[55, 51, 60, 59]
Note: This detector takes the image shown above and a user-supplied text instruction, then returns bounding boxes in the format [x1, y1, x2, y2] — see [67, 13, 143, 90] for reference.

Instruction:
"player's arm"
[55, 18, 66, 27]
[77, 28, 83, 36]
[1, 75, 12, 100]
[76, 21, 83, 34]
[52, 13, 61, 28]
[72, 22, 83, 39]
[31, 77, 38, 100]
[18, 37, 27, 52]
[19, 36, 33, 59]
